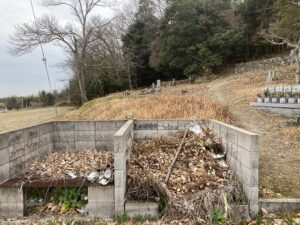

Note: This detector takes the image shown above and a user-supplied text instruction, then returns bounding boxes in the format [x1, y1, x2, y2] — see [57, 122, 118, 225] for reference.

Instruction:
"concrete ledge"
[259, 199, 300, 213]
[250, 102, 300, 117]
[125, 202, 159, 218]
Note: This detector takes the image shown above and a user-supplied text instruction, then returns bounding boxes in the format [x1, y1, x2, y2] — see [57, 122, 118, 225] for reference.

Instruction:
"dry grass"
[0, 107, 73, 133]
[64, 87, 231, 123]
[283, 127, 300, 140]
[211, 65, 297, 106]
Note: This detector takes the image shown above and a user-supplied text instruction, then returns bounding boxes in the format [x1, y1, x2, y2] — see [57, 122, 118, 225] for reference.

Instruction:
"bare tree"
[9, 0, 112, 104]
[262, 0, 300, 84]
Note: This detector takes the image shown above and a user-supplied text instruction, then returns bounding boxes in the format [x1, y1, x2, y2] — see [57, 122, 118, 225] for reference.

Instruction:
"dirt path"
[206, 79, 300, 198]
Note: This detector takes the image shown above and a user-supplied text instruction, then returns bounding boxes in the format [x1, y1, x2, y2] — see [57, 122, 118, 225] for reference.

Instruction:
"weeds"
[211, 208, 227, 225]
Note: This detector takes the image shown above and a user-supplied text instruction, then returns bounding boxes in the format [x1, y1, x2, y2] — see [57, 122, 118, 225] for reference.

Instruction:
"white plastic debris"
[98, 178, 109, 186]
[65, 171, 77, 179]
[210, 152, 226, 159]
[104, 168, 113, 179]
[218, 160, 228, 168]
[189, 123, 204, 136]
[77, 206, 88, 215]
[87, 171, 99, 183]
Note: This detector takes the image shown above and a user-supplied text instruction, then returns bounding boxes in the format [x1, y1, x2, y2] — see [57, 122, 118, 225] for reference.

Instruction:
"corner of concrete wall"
[114, 120, 134, 216]
[0, 122, 54, 184]
[209, 119, 259, 217]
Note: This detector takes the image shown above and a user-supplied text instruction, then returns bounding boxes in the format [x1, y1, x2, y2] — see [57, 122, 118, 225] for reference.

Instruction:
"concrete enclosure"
[0, 119, 259, 218]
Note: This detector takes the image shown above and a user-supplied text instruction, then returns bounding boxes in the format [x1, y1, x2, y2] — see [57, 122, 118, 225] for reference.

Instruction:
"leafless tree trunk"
[9, 0, 111, 105]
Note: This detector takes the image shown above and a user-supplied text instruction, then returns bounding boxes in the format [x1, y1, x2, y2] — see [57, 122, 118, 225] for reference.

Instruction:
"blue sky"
[0, 0, 120, 98]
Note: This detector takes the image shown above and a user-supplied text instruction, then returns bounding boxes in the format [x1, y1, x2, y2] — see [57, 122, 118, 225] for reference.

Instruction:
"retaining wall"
[250, 102, 300, 117]
[235, 56, 296, 74]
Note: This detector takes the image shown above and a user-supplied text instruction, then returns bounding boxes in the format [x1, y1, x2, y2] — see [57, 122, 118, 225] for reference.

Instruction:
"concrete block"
[114, 153, 126, 170]
[114, 136, 126, 153]
[134, 120, 158, 130]
[209, 121, 221, 135]
[95, 131, 115, 141]
[115, 186, 126, 204]
[0, 148, 9, 166]
[238, 132, 259, 152]
[243, 186, 258, 206]
[9, 156, 25, 177]
[53, 141, 75, 151]
[96, 141, 114, 151]
[95, 121, 116, 131]
[54, 121, 75, 131]
[0, 163, 9, 183]
[226, 142, 238, 160]
[25, 126, 39, 139]
[157, 130, 178, 137]
[9, 144, 25, 161]
[8, 130, 25, 145]
[0, 133, 9, 150]
[88, 186, 114, 203]
[75, 131, 95, 142]
[125, 202, 159, 218]
[75, 142, 96, 151]
[75, 121, 95, 131]
[114, 170, 126, 189]
[240, 167, 259, 187]
[88, 202, 115, 219]
[134, 130, 158, 140]
[39, 122, 54, 134]
[115, 120, 133, 137]
[178, 120, 194, 130]
[259, 199, 300, 213]
[115, 203, 125, 216]
[53, 131, 75, 142]
[0, 202, 24, 218]
[158, 120, 178, 130]
[238, 146, 259, 169]
[115, 120, 127, 130]
[227, 127, 238, 144]
[0, 188, 24, 203]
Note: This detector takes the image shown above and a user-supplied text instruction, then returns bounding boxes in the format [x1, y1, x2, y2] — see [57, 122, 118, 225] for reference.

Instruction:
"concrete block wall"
[0, 188, 25, 218]
[134, 119, 208, 140]
[0, 123, 53, 183]
[87, 186, 115, 219]
[114, 120, 134, 216]
[53, 120, 126, 151]
[209, 119, 259, 216]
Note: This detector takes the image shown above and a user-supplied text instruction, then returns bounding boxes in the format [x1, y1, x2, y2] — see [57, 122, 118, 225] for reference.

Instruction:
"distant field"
[0, 107, 73, 133]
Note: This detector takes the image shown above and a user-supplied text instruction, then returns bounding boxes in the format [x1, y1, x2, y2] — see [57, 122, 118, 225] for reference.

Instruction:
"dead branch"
[164, 129, 188, 184]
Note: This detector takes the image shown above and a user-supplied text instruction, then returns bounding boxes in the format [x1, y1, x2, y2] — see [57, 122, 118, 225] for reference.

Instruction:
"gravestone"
[284, 86, 292, 92]
[275, 86, 284, 92]
[292, 85, 300, 93]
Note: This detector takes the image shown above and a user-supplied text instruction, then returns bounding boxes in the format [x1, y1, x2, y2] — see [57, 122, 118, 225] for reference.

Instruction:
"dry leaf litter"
[127, 125, 246, 223]
[26, 150, 113, 179]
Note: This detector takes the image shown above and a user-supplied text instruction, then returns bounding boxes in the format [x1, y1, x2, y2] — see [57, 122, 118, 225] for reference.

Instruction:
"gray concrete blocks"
[209, 119, 259, 216]
[87, 185, 115, 218]
[0, 188, 24, 218]
[259, 199, 300, 213]
[125, 202, 159, 218]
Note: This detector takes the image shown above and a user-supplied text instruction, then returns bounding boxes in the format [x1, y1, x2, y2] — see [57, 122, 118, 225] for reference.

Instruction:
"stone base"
[0, 188, 24, 218]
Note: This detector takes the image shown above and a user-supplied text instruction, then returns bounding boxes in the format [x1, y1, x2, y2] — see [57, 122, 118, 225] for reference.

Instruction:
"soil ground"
[205, 76, 300, 198]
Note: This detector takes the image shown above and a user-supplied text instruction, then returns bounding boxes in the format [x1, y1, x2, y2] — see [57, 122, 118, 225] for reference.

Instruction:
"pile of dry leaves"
[127, 125, 246, 223]
[26, 150, 114, 179]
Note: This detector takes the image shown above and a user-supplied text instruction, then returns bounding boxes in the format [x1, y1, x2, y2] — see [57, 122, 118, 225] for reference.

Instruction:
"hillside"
[64, 64, 300, 198]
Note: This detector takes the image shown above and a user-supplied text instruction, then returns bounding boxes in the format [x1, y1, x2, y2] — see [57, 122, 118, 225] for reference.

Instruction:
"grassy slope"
[0, 107, 73, 133]
[64, 84, 232, 123]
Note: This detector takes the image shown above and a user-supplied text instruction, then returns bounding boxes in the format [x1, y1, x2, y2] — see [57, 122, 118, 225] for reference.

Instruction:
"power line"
[29, 0, 58, 117]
